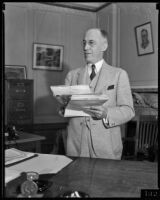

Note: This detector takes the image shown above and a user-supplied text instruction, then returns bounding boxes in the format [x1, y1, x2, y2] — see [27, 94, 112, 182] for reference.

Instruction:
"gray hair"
[100, 29, 108, 40]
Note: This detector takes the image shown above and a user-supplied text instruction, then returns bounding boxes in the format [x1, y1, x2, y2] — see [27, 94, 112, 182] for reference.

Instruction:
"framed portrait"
[5, 65, 27, 79]
[33, 43, 63, 71]
[135, 22, 154, 56]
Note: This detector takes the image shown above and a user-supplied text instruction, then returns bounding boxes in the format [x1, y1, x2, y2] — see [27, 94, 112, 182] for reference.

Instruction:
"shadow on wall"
[34, 62, 71, 119]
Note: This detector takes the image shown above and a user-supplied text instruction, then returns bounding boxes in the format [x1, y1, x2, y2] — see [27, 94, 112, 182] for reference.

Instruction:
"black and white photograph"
[33, 43, 63, 71]
[3, 2, 158, 199]
[135, 22, 154, 56]
[5, 65, 27, 79]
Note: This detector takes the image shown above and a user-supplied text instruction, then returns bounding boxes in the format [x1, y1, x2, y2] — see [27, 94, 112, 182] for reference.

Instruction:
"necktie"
[90, 64, 96, 80]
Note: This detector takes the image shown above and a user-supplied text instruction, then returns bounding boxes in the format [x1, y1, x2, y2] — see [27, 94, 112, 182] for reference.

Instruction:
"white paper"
[5, 148, 36, 166]
[6, 153, 73, 175]
[5, 168, 21, 184]
[51, 85, 109, 117]
[64, 104, 90, 117]
[70, 94, 108, 107]
[50, 85, 92, 96]
[64, 94, 109, 117]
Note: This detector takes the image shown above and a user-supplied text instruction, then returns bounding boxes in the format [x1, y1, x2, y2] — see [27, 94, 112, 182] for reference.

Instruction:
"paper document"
[6, 151, 73, 176]
[64, 104, 90, 117]
[50, 84, 109, 117]
[70, 94, 108, 107]
[5, 148, 36, 166]
[64, 94, 109, 117]
[50, 85, 93, 96]
[5, 168, 21, 184]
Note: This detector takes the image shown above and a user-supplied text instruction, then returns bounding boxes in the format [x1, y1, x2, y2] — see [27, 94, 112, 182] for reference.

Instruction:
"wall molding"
[131, 86, 158, 93]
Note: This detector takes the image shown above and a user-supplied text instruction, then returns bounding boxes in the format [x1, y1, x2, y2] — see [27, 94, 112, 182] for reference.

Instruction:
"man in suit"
[59, 28, 135, 159]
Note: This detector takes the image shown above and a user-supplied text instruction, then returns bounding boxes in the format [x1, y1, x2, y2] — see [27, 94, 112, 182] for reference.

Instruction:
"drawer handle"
[16, 89, 26, 93]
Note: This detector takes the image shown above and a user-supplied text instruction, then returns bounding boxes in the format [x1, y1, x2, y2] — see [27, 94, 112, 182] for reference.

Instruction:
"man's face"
[83, 29, 107, 64]
[141, 29, 148, 42]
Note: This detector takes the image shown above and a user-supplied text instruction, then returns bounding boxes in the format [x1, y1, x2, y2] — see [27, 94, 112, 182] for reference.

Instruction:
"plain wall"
[97, 3, 120, 67]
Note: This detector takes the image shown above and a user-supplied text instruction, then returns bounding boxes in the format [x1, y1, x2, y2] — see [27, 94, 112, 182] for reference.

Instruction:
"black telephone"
[6, 125, 19, 140]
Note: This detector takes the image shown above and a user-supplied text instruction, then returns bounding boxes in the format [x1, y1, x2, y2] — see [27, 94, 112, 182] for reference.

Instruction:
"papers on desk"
[5, 148, 73, 184]
[5, 148, 37, 167]
[5, 168, 21, 184]
[50, 85, 109, 117]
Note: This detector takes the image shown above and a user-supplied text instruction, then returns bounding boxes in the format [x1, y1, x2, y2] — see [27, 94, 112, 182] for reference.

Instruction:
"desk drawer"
[10, 83, 31, 99]
[7, 100, 33, 124]
[6, 80, 33, 99]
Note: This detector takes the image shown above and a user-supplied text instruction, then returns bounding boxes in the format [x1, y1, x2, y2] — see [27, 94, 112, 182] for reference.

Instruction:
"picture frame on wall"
[5, 65, 27, 79]
[33, 43, 63, 71]
[135, 22, 154, 56]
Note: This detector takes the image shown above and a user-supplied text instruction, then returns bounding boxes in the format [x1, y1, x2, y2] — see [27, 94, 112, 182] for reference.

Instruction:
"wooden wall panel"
[5, 6, 27, 65]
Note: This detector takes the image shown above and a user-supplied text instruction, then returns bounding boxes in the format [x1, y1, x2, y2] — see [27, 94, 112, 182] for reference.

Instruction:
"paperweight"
[20, 180, 38, 197]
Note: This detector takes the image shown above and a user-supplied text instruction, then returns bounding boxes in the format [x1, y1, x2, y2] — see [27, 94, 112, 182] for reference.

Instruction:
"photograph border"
[33, 43, 63, 71]
[135, 22, 154, 56]
[5, 65, 27, 79]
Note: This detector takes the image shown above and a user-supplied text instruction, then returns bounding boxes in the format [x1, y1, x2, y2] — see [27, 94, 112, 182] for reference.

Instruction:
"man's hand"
[58, 106, 65, 117]
[56, 95, 71, 106]
[84, 106, 108, 120]
[56, 95, 71, 117]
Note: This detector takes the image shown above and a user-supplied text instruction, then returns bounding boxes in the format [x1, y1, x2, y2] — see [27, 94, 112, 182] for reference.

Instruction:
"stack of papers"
[50, 85, 93, 96]
[70, 94, 108, 107]
[51, 85, 109, 117]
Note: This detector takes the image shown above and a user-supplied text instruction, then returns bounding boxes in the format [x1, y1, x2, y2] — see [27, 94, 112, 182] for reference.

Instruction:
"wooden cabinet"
[5, 79, 33, 132]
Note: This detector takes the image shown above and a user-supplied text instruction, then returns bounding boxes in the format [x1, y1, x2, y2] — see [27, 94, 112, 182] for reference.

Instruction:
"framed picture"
[33, 43, 63, 71]
[135, 22, 154, 56]
[5, 65, 27, 79]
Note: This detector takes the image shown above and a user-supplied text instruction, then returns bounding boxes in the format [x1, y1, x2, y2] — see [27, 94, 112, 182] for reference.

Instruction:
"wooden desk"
[5, 157, 158, 198]
[5, 132, 45, 153]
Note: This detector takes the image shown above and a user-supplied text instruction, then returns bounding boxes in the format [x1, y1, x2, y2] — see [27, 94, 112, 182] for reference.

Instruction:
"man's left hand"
[84, 106, 107, 120]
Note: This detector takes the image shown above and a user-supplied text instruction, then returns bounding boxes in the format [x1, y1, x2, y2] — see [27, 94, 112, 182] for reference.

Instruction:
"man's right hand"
[56, 95, 71, 106]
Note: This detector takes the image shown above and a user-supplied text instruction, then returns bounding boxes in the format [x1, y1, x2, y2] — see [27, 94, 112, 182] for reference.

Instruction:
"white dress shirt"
[87, 59, 104, 76]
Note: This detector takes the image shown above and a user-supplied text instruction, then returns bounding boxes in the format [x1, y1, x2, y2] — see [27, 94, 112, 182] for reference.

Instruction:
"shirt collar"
[87, 59, 104, 74]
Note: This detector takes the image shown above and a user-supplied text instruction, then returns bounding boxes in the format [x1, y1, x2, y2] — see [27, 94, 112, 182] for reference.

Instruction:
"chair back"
[135, 115, 158, 154]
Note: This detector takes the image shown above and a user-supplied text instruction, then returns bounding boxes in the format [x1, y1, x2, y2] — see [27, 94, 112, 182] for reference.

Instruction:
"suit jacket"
[64, 60, 135, 159]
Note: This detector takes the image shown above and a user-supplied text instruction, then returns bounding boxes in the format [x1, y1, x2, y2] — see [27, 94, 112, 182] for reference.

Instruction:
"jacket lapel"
[77, 67, 89, 85]
[76, 61, 112, 93]
[94, 61, 111, 93]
